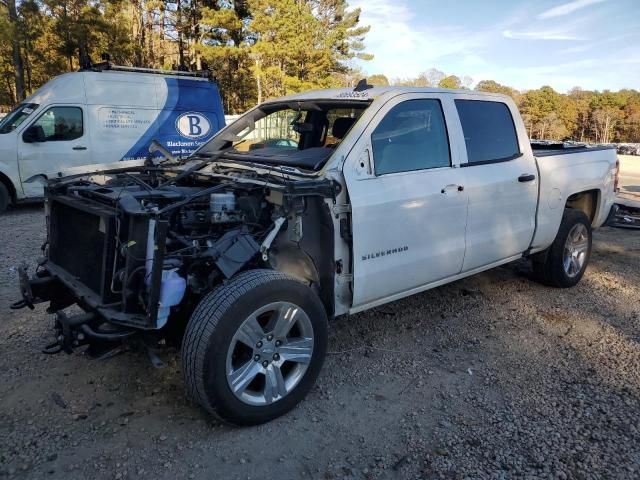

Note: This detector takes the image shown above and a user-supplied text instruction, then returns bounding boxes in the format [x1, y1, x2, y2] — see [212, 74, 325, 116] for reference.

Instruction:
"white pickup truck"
[15, 85, 619, 425]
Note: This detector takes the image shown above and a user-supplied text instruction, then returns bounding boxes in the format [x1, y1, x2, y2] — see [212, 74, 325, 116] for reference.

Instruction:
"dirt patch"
[1, 206, 639, 479]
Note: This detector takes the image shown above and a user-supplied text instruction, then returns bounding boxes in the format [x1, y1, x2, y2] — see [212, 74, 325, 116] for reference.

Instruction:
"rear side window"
[372, 99, 450, 175]
[31, 107, 83, 141]
[455, 100, 519, 164]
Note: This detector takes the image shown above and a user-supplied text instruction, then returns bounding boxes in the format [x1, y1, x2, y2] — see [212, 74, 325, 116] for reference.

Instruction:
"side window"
[455, 100, 519, 164]
[372, 99, 450, 175]
[31, 107, 83, 142]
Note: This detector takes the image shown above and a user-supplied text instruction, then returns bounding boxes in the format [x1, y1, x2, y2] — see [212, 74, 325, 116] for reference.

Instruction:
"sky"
[350, 0, 640, 92]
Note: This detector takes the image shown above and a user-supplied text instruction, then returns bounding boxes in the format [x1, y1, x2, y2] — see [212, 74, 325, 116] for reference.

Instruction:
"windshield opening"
[0, 103, 39, 134]
[199, 100, 371, 171]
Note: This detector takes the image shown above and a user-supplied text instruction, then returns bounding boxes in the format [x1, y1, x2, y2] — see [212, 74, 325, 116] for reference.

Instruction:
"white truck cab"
[15, 85, 619, 426]
[318, 88, 617, 312]
[0, 65, 225, 212]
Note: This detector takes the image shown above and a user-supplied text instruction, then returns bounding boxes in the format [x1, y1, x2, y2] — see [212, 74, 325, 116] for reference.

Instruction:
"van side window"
[31, 107, 83, 142]
[372, 99, 450, 175]
[455, 100, 519, 165]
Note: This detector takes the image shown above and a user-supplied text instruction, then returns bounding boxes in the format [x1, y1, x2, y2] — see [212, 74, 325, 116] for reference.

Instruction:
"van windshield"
[0, 103, 39, 134]
[198, 100, 371, 171]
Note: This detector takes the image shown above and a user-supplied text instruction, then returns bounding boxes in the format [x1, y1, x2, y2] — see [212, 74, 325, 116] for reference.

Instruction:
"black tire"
[181, 269, 328, 425]
[0, 182, 10, 214]
[532, 208, 592, 288]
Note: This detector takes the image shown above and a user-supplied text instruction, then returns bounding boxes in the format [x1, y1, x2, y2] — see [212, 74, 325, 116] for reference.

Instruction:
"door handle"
[72, 146, 87, 151]
[441, 184, 464, 194]
[518, 174, 536, 182]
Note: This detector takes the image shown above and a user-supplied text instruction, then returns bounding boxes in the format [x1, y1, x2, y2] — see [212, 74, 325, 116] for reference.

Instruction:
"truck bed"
[532, 142, 615, 158]
[531, 144, 617, 252]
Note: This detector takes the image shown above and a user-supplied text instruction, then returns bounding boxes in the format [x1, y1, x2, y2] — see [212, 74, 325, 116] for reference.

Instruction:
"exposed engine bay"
[15, 163, 339, 354]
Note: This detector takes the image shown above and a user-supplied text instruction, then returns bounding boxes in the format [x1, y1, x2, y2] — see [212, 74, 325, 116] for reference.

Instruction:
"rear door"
[343, 94, 468, 308]
[453, 96, 538, 272]
[18, 105, 91, 197]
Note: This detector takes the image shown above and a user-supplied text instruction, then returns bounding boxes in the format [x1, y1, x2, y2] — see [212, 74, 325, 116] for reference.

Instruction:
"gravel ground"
[0, 205, 639, 480]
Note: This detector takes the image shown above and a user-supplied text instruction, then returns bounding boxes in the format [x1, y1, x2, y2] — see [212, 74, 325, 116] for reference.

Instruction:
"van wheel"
[0, 183, 10, 214]
[532, 208, 592, 288]
[181, 269, 328, 425]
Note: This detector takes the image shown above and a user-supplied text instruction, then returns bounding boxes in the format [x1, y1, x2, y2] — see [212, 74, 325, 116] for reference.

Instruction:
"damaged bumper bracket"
[11, 265, 35, 310]
[11, 263, 75, 313]
[10, 264, 57, 310]
[43, 310, 136, 355]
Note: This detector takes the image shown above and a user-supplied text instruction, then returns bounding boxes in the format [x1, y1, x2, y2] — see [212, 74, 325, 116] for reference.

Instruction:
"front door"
[344, 95, 468, 308]
[18, 105, 90, 197]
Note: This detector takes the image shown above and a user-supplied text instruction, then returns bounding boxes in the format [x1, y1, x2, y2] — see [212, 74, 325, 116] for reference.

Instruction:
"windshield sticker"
[22, 108, 34, 114]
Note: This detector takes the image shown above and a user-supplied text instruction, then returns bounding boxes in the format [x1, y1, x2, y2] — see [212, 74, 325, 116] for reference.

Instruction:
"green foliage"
[242, 0, 370, 101]
[1, 0, 639, 144]
[0, 3, 15, 105]
[475, 79, 517, 98]
[367, 73, 389, 86]
[518, 85, 638, 142]
[0, 0, 371, 113]
[391, 71, 639, 143]
[438, 75, 462, 89]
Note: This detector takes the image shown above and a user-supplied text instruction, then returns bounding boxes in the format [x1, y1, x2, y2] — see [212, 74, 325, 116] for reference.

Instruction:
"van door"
[343, 94, 468, 308]
[453, 98, 538, 272]
[18, 105, 90, 197]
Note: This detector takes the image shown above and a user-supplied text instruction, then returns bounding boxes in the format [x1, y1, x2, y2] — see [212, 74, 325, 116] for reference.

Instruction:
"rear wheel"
[181, 269, 328, 425]
[532, 208, 592, 288]
[0, 182, 10, 214]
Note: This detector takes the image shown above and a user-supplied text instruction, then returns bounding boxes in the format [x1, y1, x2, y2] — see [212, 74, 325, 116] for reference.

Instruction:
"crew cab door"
[18, 105, 90, 197]
[453, 97, 538, 272]
[344, 94, 468, 308]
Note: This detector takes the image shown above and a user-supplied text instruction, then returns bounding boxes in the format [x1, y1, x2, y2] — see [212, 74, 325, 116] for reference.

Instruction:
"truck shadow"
[3, 203, 44, 216]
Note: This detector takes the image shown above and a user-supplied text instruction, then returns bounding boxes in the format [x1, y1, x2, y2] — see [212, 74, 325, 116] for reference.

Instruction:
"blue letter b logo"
[188, 115, 202, 136]
[176, 112, 211, 138]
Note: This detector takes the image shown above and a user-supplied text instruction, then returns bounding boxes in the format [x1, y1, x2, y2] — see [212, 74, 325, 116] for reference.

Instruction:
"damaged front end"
[13, 161, 338, 356]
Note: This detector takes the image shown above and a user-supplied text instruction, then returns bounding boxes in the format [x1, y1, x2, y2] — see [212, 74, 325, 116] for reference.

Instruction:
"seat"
[331, 117, 357, 140]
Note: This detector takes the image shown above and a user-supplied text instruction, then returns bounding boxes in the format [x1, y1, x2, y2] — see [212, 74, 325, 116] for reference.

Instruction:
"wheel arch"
[268, 197, 335, 319]
[0, 171, 17, 203]
[565, 189, 600, 224]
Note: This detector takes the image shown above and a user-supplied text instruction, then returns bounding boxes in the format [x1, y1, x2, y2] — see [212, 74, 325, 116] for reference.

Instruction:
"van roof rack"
[80, 61, 214, 80]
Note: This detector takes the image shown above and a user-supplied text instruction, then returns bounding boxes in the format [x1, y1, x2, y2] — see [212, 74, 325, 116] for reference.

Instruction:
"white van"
[0, 65, 225, 212]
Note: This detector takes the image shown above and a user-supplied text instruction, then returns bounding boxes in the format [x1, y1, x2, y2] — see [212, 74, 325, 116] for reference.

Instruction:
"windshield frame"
[0, 103, 40, 134]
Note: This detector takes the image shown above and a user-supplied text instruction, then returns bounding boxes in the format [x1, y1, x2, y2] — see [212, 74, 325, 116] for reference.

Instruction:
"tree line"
[369, 71, 640, 144]
[1, 0, 638, 144]
[0, 0, 370, 113]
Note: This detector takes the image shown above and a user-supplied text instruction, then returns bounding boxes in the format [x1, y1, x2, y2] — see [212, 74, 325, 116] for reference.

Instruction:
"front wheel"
[181, 269, 328, 425]
[532, 208, 592, 288]
[0, 182, 10, 214]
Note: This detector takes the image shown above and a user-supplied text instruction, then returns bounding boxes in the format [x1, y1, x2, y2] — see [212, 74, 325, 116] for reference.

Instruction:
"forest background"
[1, 0, 638, 143]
